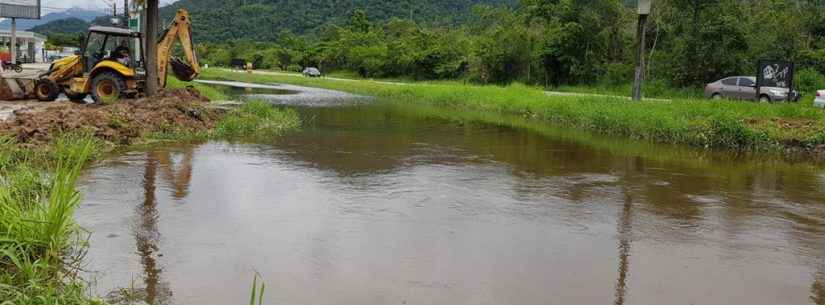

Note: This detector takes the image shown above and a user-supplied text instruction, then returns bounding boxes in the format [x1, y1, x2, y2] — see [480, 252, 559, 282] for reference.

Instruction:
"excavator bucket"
[170, 57, 198, 82]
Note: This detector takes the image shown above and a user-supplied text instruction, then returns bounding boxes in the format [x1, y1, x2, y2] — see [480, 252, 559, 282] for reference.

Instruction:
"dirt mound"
[0, 88, 223, 145]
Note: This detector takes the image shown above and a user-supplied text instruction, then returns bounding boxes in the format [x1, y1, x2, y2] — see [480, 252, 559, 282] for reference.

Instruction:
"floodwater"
[76, 83, 825, 305]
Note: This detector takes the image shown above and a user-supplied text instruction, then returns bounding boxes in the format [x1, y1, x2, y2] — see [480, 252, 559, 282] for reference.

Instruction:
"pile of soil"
[0, 88, 223, 145]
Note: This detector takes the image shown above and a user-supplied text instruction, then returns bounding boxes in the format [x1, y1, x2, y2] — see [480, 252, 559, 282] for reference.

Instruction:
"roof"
[88, 26, 138, 37]
[0, 30, 47, 41]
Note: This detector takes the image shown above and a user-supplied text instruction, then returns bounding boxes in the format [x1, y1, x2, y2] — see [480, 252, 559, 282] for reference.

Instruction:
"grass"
[146, 101, 300, 143]
[214, 101, 301, 139]
[166, 76, 231, 101]
[553, 81, 705, 100]
[203, 68, 825, 152]
[0, 134, 103, 305]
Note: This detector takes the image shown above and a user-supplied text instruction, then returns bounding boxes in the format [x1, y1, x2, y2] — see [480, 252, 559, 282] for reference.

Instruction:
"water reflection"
[614, 185, 633, 305]
[77, 104, 825, 305]
[105, 148, 194, 305]
[815, 269, 825, 305]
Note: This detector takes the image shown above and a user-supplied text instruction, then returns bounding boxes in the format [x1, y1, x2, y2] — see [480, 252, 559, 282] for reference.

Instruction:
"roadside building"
[45, 47, 80, 62]
[0, 30, 46, 63]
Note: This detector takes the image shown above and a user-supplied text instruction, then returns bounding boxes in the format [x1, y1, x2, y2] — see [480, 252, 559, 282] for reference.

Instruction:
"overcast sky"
[43, 0, 178, 12]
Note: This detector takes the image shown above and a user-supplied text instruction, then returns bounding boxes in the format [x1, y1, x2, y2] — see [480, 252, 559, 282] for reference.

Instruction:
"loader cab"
[82, 26, 144, 74]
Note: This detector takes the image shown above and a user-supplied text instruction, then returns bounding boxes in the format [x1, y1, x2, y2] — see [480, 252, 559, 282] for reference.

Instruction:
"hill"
[30, 18, 90, 34]
[0, 8, 104, 30]
[160, 0, 517, 42]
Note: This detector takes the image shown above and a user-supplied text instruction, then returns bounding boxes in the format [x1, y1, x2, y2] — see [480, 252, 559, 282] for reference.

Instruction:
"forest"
[192, 0, 825, 93]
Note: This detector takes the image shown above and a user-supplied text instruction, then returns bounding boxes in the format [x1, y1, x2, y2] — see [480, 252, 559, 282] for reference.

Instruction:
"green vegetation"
[162, 0, 517, 41]
[167, 77, 231, 101]
[215, 101, 300, 139]
[31, 18, 89, 34]
[0, 134, 103, 305]
[190, 0, 825, 95]
[204, 68, 825, 152]
[33, 14, 124, 48]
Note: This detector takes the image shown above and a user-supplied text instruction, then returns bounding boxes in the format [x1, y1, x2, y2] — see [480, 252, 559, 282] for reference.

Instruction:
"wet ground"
[76, 82, 825, 305]
[196, 79, 367, 106]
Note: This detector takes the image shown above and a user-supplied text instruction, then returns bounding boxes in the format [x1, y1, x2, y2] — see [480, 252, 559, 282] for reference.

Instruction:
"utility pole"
[145, 0, 159, 96]
[10, 18, 16, 65]
[124, 0, 130, 23]
[632, 0, 652, 101]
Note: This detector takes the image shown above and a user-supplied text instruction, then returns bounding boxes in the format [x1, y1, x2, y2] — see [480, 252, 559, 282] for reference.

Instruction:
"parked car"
[302, 67, 322, 77]
[815, 90, 825, 108]
[704, 76, 800, 102]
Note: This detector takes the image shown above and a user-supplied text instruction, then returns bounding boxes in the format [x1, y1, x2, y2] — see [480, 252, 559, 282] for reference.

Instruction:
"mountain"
[30, 18, 90, 34]
[0, 8, 105, 31]
[160, 0, 517, 43]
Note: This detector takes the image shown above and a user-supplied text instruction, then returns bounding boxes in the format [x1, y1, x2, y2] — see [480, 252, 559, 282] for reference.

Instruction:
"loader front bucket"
[170, 57, 198, 82]
[0, 77, 36, 100]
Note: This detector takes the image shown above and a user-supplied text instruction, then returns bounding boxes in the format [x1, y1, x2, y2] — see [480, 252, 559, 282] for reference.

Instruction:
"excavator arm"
[156, 9, 200, 87]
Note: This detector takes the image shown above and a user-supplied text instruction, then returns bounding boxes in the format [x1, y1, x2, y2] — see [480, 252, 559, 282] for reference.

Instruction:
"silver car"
[704, 76, 799, 102]
[302, 67, 322, 78]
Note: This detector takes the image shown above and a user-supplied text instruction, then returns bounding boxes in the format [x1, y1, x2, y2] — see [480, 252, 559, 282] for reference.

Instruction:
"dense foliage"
[30, 18, 89, 34]
[161, 0, 517, 41]
[193, 0, 825, 91]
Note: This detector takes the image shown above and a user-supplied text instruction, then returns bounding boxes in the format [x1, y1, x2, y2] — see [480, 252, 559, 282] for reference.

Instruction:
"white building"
[0, 30, 47, 63]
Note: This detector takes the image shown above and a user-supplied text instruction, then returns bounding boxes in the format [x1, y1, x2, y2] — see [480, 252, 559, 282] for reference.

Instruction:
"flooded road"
[77, 85, 825, 305]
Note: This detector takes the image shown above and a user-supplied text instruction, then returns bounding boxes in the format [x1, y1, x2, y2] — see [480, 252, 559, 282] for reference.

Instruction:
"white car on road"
[816, 90, 825, 108]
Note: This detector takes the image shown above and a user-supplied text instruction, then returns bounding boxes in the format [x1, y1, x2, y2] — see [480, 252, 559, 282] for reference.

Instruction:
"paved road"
[0, 63, 50, 80]
[220, 68, 670, 102]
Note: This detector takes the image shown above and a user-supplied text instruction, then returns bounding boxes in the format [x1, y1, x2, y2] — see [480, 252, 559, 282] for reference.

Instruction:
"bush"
[794, 68, 825, 96]
[600, 63, 634, 86]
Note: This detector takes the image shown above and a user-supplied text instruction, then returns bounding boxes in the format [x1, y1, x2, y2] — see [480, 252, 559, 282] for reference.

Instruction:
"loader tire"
[91, 72, 127, 104]
[35, 79, 60, 102]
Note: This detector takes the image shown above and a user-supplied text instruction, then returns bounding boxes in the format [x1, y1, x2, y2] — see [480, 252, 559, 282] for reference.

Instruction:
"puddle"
[195, 79, 368, 107]
[76, 102, 825, 305]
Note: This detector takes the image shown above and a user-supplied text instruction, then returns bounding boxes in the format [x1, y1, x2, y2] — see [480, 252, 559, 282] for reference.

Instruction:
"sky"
[41, 0, 178, 13]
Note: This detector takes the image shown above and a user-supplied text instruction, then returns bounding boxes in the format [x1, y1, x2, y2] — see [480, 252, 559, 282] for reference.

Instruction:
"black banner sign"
[756, 60, 794, 89]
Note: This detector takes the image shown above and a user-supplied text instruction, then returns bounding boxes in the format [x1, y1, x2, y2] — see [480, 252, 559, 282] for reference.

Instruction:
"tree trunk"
[145, 0, 160, 96]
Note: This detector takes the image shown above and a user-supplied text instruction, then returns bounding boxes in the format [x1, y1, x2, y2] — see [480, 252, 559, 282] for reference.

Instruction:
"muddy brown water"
[77, 83, 825, 305]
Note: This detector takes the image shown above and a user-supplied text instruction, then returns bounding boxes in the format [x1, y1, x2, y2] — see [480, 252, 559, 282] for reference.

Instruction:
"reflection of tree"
[107, 147, 196, 305]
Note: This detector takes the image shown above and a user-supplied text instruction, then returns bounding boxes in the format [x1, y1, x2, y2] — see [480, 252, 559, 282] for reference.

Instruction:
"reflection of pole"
[814, 267, 824, 305]
[138, 154, 161, 304]
[614, 186, 633, 305]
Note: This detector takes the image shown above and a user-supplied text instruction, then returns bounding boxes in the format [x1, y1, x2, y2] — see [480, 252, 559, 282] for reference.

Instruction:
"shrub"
[794, 68, 825, 96]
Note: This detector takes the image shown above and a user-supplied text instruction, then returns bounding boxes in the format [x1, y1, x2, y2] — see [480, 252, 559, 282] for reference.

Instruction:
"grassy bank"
[1, 135, 102, 305]
[203, 68, 825, 153]
[0, 93, 299, 304]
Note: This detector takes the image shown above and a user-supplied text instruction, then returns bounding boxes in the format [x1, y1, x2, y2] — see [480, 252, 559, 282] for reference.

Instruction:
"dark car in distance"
[705, 76, 799, 102]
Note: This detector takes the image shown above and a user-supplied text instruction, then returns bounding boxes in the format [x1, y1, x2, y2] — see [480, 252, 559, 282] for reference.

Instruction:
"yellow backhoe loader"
[35, 9, 200, 103]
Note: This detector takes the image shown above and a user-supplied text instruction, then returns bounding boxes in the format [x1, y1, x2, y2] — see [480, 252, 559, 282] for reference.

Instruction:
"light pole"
[632, 0, 651, 101]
